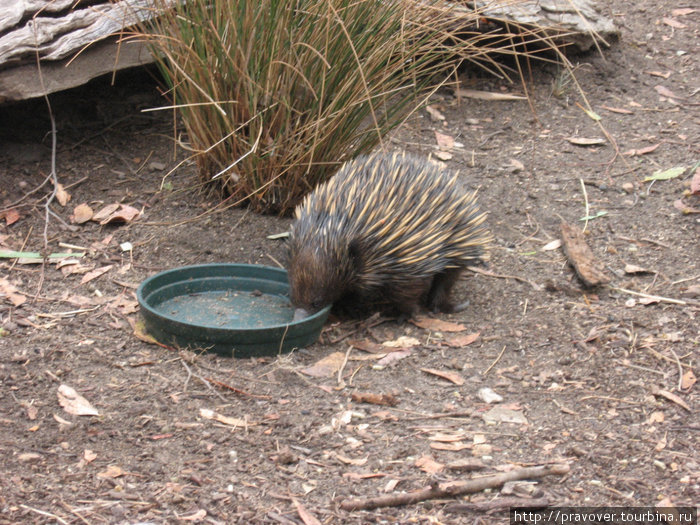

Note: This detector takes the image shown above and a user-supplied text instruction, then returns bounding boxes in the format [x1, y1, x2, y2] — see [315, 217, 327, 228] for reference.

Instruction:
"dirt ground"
[0, 1, 698, 523]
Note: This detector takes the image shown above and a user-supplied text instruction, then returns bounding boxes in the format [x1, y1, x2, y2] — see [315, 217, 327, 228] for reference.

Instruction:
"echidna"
[287, 152, 491, 320]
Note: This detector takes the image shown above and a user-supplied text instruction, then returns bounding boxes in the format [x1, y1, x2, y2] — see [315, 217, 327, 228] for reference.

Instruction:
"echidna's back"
[296, 152, 489, 277]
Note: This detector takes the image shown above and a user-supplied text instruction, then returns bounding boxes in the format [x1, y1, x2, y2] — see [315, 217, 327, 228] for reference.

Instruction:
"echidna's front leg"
[426, 268, 463, 313]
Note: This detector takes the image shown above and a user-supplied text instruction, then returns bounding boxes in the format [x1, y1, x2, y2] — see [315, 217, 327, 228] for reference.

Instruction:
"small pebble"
[478, 387, 503, 404]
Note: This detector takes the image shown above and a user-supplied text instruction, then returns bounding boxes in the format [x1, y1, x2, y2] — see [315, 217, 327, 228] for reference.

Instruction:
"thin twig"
[483, 345, 507, 376]
[337, 345, 353, 387]
[668, 347, 684, 391]
[580, 178, 590, 232]
[467, 265, 540, 289]
[19, 505, 68, 525]
[180, 359, 227, 402]
[30, 10, 61, 302]
[610, 286, 687, 306]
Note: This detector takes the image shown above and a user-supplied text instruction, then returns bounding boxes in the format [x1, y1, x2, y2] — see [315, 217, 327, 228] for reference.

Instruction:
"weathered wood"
[475, 0, 618, 50]
[0, 0, 618, 103]
[0, 0, 162, 65]
[560, 222, 611, 287]
[0, 37, 153, 103]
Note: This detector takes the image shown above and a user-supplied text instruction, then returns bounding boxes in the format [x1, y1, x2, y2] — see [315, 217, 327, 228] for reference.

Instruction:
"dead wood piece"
[339, 463, 569, 511]
[560, 222, 610, 287]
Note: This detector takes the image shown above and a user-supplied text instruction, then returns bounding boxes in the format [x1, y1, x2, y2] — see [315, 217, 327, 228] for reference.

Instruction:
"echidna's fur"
[287, 152, 491, 319]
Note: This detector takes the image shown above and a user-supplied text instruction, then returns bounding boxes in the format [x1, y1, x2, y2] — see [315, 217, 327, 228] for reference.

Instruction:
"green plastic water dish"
[136, 264, 330, 357]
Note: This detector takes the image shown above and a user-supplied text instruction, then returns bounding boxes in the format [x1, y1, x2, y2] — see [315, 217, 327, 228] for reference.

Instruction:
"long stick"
[339, 463, 570, 511]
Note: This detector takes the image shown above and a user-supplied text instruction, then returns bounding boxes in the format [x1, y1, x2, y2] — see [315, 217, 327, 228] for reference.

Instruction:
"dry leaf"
[601, 105, 633, 114]
[425, 105, 445, 121]
[0, 277, 26, 306]
[682, 284, 700, 298]
[382, 336, 420, 348]
[507, 158, 525, 173]
[301, 351, 346, 377]
[132, 318, 159, 345]
[92, 203, 120, 222]
[376, 348, 412, 366]
[541, 239, 562, 251]
[180, 510, 207, 522]
[647, 411, 665, 424]
[351, 392, 399, 406]
[80, 265, 113, 284]
[384, 479, 399, 492]
[690, 168, 700, 195]
[84, 449, 98, 463]
[623, 143, 660, 156]
[64, 294, 98, 307]
[455, 88, 526, 101]
[199, 408, 252, 427]
[58, 260, 88, 275]
[412, 317, 465, 332]
[445, 332, 480, 348]
[53, 414, 72, 426]
[55, 183, 71, 206]
[433, 150, 453, 161]
[435, 131, 455, 150]
[654, 435, 667, 452]
[57, 384, 99, 416]
[429, 431, 468, 442]
[672, 8, 695, 16]
[645, 71, 671, 79]
[681, 369, 696, 390]
[25, 405, 38, 420]
[673, 199, 700, 214]
[482, 406, 528, 425]
[566, 137, 606, 146]
[109, 296, 139, 315]
[652, 388, 690, 412]
[415, 455, 444, 474]
[654, 85, 679, 99]
[293, 498, 323, 525]
[18, 453, 42, 462]
[100, 204, 141, 225]
[335, 453, 368, 466]
[430, 441, 471, 451]
[421, 368, 465, 385]
[662, 17, 686, 28]
[349, 339, 387, 354]
[624, 263, 652, 274]
[71, 203, 94, 224]
[1, 208, 21, 225]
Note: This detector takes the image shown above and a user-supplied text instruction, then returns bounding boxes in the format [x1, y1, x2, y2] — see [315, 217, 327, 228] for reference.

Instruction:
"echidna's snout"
[293, 307, 311, 322]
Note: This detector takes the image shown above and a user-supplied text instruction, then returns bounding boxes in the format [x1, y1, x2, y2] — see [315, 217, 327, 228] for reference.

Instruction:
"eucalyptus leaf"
[644, 166, 686, 181]
[579, 211, 608, 221]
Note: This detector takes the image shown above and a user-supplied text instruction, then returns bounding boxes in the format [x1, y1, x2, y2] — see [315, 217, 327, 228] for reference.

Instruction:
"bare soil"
[1, 1, 698, 523]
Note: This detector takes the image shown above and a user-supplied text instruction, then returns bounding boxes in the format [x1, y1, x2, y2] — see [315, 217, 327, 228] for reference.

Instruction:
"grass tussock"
[139, 0, 569, 214]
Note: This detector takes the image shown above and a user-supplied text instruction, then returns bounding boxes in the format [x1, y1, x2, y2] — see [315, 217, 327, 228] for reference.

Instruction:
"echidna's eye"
[311, 300, 322, 310]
